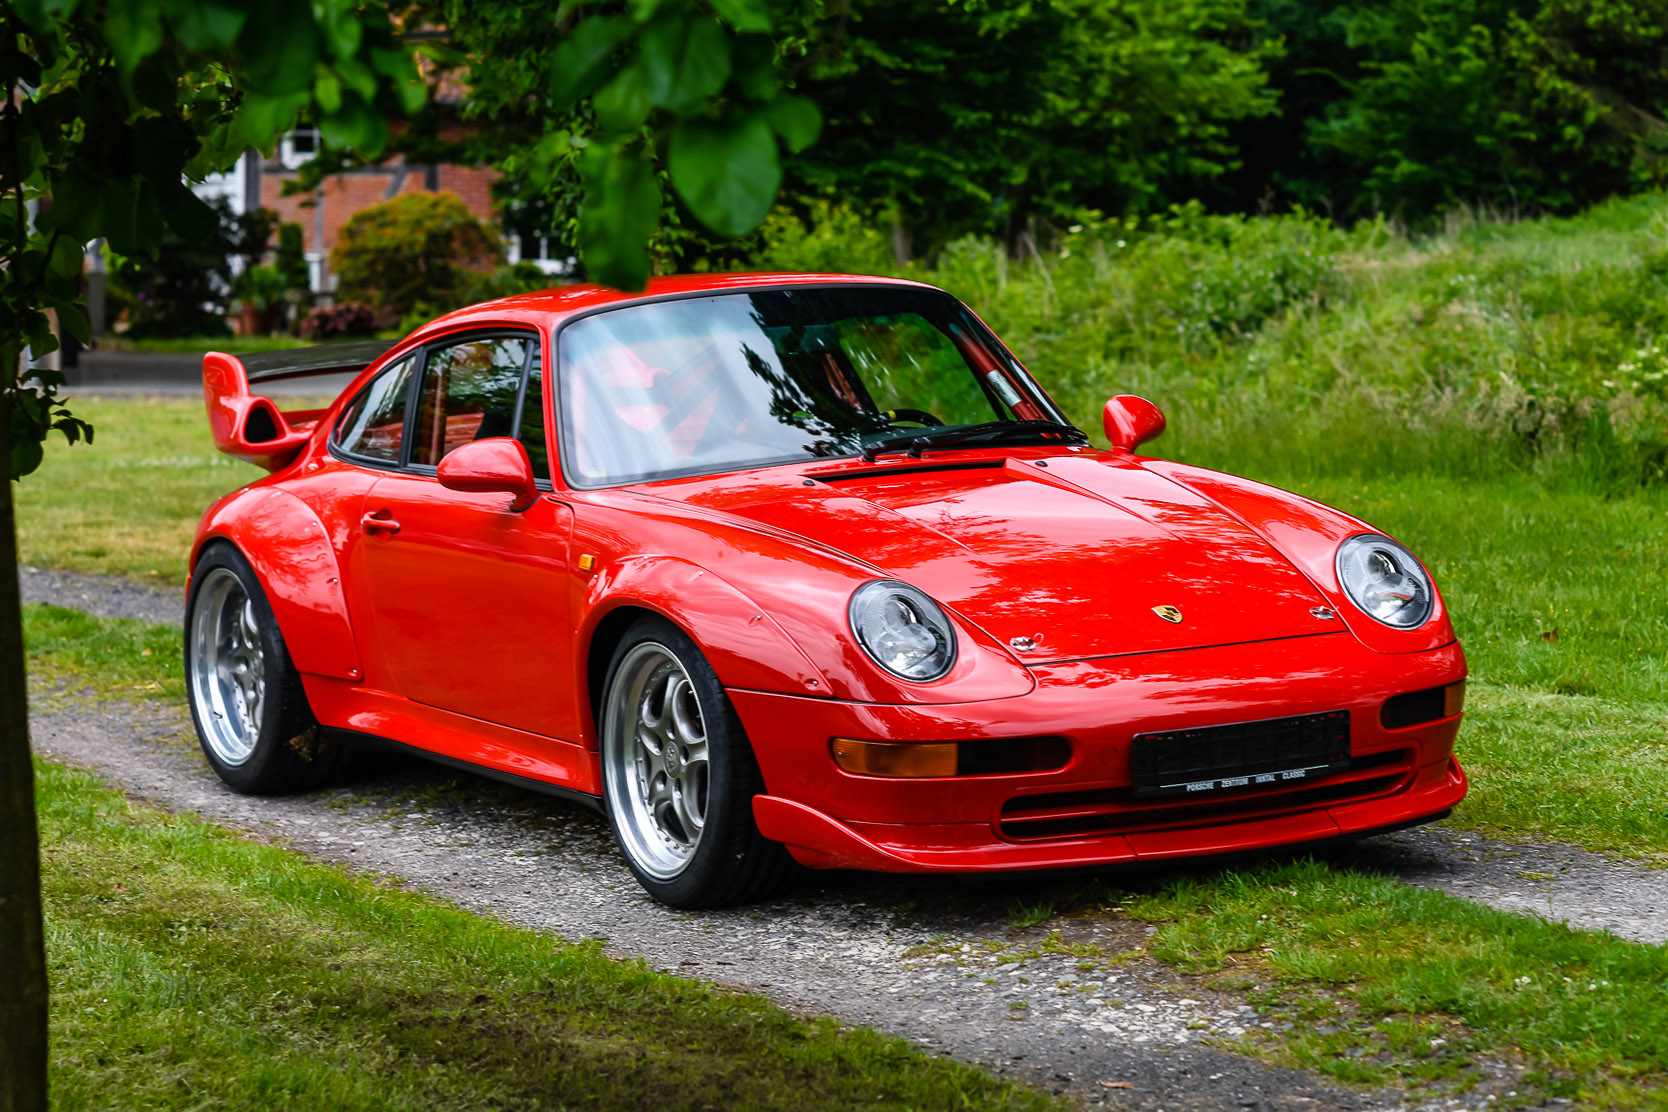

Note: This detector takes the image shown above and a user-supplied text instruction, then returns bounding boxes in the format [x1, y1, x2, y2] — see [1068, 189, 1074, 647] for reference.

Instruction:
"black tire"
[184, 541, 343, 793]
[599, 615, 798, 908]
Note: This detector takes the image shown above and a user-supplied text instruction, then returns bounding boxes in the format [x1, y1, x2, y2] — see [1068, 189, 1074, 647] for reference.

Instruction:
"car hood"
[655, 452, 1338, 662]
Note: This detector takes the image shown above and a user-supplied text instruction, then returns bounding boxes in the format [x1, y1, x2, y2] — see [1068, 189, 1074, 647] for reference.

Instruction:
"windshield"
[557, 286, 1069, 487]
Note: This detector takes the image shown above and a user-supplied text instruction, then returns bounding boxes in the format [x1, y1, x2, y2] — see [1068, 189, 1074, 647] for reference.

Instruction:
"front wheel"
[185, 542, 342, 793]
[599, 616, 796, 907]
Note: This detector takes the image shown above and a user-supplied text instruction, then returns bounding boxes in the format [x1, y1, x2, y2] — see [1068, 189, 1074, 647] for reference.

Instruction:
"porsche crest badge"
[1151, 605, 1183, 624]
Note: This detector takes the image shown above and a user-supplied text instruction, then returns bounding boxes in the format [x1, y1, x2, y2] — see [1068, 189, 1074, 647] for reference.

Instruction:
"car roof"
[409, 272, 939, 337]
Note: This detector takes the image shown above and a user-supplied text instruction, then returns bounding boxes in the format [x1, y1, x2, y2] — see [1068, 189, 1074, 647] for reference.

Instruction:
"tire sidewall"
[600, 615, 757, 906]
[184, 541, 308, 792]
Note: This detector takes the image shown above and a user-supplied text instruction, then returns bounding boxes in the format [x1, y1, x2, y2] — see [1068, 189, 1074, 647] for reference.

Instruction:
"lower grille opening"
[998, 748, 1415, 841]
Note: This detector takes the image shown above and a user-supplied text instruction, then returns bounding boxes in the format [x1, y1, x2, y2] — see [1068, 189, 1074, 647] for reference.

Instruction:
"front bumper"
[733, 632, 1467, 872]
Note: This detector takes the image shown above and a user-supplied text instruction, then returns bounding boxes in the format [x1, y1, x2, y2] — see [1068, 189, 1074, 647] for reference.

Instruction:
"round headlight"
[1335, 534, 1434, 629]
[848, 580, 957, 681]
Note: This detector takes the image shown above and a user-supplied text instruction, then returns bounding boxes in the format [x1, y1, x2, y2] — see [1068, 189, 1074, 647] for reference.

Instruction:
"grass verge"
[39, 758, 1058, 1112]
[16, 397, 261, 583]
[24, 591, 1668, 1109]
[1116, 859, 1668, 1108]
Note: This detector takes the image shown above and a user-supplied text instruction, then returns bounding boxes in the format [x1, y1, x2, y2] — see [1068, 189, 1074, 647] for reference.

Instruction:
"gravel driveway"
[21, 567, 1668, 1109]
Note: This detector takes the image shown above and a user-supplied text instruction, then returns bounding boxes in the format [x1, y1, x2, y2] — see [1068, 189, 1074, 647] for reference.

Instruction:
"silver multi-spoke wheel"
[188, 566, 267, 767]
[602, 641, 711, 881]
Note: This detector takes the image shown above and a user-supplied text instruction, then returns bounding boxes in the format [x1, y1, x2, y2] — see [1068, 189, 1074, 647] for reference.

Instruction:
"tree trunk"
[0, 387, 49, 1112]
[889, 217, 912, 267]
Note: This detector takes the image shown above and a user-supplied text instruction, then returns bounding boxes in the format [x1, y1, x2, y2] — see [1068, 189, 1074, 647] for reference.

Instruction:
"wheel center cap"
[664, 745, 684, 774]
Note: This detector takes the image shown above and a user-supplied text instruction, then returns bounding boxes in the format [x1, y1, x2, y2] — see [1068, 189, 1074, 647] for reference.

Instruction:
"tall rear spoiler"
[202, 340, 395, 472]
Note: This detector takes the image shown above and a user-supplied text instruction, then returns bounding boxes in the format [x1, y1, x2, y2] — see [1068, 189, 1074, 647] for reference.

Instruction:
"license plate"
[1129, 710, 1350, 798]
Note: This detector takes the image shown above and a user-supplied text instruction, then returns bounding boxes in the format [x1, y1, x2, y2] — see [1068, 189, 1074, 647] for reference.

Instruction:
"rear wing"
[202, 340, 394, 472]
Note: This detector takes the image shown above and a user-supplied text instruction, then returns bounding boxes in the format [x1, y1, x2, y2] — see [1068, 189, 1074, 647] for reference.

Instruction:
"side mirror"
[1102, 395, 1166, 452]
[437, 438, 539, 511]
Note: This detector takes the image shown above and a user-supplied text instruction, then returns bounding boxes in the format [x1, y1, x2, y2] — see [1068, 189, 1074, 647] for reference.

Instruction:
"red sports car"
[187, 274, 1467, 907]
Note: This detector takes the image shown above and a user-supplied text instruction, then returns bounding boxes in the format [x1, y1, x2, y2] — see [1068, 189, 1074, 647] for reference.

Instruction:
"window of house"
[279, 126, 320, 171]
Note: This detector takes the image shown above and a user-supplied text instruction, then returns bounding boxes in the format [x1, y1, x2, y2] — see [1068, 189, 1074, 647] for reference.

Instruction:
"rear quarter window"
[333, 356, 415, 462]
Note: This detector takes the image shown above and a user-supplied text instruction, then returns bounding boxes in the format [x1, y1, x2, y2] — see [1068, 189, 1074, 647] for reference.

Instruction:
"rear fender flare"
[192, 488, 362, 681]
[576, 555, 830, 742]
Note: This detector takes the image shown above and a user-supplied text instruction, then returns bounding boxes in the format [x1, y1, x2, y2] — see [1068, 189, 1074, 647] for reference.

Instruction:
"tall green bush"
[330, 192, 503, 322]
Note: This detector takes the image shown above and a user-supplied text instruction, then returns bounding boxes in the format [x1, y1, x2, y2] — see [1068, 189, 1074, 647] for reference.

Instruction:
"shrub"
[300, 303, 378, 341]
[330, 192, 502, 322]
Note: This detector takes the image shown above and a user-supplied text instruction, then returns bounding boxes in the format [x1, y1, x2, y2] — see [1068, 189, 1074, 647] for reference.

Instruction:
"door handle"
[361, 511, 401, 535]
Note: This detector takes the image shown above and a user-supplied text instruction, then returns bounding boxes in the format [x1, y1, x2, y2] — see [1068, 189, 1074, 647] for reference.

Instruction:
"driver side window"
[410, 336, 533, 467]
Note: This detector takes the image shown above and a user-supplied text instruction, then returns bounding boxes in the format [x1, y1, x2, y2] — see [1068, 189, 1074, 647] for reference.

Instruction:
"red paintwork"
[1102, 395, 1166, 451]
[201, 352, 322, 472]
[436, 437, 540, 511]
[191, 272, 1467, 874]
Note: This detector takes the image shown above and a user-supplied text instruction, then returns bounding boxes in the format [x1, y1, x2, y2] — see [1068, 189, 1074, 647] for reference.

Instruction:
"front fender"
[579, 555, 830, 700]
[191, 487, 363, 681]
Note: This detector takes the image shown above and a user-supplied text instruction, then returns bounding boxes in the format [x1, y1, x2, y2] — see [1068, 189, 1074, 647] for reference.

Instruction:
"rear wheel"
[185, 542, 342, 793]
[600, 616, 796, 907]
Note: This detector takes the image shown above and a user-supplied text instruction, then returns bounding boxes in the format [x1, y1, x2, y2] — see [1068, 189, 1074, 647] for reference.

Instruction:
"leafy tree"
[783, 0, 1279, 258]
[1, 4, 801, 1111]
[112, 198, 277, 337]
[331, 191, 502, 322]
[1229, 0, 1668, 221]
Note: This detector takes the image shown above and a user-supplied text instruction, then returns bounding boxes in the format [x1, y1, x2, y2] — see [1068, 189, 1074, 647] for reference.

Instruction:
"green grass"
[24, 604, 184, 703]
[17, 397, 262, 583]
[37, 758, 1058, 1112]
[1114, 859, 1668, 1106]
[22, 550, 1668, 1109]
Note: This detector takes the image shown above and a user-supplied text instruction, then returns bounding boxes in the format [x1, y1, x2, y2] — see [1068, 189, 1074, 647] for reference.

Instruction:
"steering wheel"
[884, 408, 944, 427]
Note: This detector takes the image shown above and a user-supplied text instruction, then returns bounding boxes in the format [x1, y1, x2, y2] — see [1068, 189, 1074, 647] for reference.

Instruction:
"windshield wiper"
[859, 420, 1088, 462]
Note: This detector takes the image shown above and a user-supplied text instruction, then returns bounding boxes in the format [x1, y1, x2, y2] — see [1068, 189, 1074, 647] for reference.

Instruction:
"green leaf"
[104, 0, 164, 73]
[163, 0, 246, 52]
[578, 142, 661, 291]
[99, 178, 164, 257]
[12, 423, 46, 479]
[668, 111, 780, 237]
[730, 34, 776, 102]
[550, 15, 635, 111]
[236, 91, 308, 149]
[640, 16, 730, 114]
[44, 236, 83, 298]
[627, 0, 685, 21]
[320, 7, 362, 59]
[593, 62, 653, 137]
[51, 300, 91, 346]
[236, 3, 320, 96]
[159, 181, 219, 243]
[763, 93, 820, 153]
[709, 0, 770, 34]
[315, 68, 343, 114]
[334, 57, 378, 101]
[317, 96, 388, 158]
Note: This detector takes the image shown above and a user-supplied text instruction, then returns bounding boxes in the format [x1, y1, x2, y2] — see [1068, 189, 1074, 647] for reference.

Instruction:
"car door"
[356, 330, 579, 742]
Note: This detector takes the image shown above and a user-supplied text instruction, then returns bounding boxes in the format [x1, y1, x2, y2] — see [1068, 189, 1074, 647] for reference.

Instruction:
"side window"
[333, 356, 415, 462]
[411, 336, 532, 467]
[517, 346, 550, 481]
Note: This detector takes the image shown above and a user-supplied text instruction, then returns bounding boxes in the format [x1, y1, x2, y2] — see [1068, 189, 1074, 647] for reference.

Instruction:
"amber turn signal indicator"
[1444, 679, 1466, 718]
[831, 738, 958, 778]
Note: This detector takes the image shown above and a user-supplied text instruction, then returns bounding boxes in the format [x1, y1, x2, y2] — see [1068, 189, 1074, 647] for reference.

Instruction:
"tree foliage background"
[413, 0, 1668, 264]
